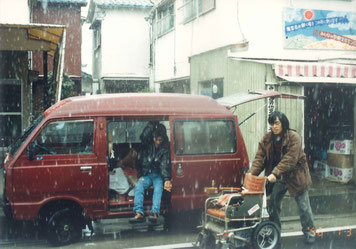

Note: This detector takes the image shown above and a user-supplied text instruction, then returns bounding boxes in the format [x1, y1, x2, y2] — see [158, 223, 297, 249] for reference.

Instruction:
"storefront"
[274, 61, 356, 182]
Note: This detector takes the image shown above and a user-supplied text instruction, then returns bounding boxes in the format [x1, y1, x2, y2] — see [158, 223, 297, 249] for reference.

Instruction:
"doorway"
[304, 85, 355, 164]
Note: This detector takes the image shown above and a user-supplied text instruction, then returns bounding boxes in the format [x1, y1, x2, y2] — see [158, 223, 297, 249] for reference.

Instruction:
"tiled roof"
[95, 0, 153, 8]
[37, 0, 87, 5]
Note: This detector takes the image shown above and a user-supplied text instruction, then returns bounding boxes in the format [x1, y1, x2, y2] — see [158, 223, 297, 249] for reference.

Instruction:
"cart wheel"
[251, 221, 280, 249]
[200, 232, 216, 249]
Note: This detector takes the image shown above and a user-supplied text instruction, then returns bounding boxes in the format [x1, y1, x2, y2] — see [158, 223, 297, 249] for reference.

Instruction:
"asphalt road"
[1, 212, 356, 249]
[1, 220, 356, 249]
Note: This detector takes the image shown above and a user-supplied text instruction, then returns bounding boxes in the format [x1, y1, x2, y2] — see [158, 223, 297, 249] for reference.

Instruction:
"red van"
[1, 93, 250, 245]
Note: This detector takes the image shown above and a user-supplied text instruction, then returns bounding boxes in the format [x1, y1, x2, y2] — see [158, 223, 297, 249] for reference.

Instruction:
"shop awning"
[229, 57, 356, 84]
[274, 61, 356, 84]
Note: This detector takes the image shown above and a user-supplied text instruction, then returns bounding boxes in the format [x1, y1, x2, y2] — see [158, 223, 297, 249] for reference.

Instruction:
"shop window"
[173, 119, 236, 155]
[158, 3, 175, 36]
[35, 120, 94, 155]
[199, 78, 223, 99]
[181, 0, 215, 23]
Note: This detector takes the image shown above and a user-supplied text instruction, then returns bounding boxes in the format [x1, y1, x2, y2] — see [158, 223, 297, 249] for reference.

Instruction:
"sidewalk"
[281, 213, 356, 235]
[280, 173, 356, 218]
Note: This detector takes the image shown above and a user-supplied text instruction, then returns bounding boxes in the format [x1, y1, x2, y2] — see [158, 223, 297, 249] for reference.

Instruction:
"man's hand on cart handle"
[267, 174, 277, 183]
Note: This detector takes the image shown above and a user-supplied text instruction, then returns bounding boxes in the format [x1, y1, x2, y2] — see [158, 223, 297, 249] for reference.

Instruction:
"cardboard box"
[313, 160, 329, 178]
[328, 140, 353, 155]
[327, 153, 353, 168]
[327, 166, 353, 183]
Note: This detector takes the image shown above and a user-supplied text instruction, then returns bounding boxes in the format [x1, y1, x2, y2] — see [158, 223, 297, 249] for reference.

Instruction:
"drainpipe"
[43, 51, 48, 110]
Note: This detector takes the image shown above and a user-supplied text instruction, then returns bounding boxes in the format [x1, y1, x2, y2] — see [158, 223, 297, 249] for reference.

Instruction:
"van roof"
[44, 93, 232, 118]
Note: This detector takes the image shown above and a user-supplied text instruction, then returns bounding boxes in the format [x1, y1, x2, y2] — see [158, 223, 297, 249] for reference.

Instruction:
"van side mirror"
[27, 141, 36, 161]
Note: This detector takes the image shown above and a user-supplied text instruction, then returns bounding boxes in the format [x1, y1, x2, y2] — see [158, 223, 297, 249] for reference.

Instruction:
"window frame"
[34, 119, 95, 156]
[173, 118, 237, 156]
[181, 0, 216, 24]
[199, 78, 224, 99]
[157, 3, 175, 37]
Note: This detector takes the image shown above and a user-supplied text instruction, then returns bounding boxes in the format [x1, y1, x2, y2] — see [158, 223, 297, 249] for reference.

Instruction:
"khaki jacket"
[248, 130, 312, 196]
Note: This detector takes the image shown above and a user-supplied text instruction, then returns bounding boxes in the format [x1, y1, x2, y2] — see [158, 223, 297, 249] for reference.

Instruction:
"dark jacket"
[136, 142, 171, 182]
[136, 123, 171, 182]
[248, 130, 312, 196]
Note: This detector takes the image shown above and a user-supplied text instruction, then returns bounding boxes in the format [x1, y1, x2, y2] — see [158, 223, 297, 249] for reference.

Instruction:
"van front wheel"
[46, 208, 82, 246]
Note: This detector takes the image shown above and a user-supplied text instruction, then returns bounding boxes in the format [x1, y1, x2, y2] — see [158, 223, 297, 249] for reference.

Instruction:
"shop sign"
[284, 8, 356, 50]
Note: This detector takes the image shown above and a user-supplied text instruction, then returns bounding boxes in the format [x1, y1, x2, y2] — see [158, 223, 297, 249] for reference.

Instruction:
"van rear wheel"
[46, 208, 82, 246]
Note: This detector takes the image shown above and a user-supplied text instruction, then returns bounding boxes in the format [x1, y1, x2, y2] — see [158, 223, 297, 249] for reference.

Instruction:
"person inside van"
[129, 123, 172, 223]
[107, 133, 131, 199]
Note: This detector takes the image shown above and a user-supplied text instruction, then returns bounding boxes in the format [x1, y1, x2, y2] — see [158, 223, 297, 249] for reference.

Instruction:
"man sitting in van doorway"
[129, 123, 172, 223]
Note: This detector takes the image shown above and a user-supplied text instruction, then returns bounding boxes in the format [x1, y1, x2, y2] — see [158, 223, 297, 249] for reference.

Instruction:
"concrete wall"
[154, 0, 243, 83]
[190, 47, 305, 162]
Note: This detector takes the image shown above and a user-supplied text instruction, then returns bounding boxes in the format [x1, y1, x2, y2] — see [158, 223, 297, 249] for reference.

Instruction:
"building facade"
[86, 0, 153, 93]
[0, 0, 67, 165]
[32, 0, 87, 115]
[149, 0, 356, 173]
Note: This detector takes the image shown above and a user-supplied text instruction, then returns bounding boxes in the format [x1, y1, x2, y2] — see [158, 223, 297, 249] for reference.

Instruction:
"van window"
[107, 120, 169, 159]
[173, 119, 236, 155]
[35, 119, 94, 155]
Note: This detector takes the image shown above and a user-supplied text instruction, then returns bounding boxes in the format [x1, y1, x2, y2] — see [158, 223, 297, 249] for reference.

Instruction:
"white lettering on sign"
[248, 204, 260, 216]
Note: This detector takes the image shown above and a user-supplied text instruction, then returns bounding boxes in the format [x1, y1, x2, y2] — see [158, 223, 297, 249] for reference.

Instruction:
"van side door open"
[170, 115, 247, 212]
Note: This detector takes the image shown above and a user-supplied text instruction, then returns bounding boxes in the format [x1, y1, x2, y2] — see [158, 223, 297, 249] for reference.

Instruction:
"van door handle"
[176, 164, 184, 177]
[80, 166, 92, 171]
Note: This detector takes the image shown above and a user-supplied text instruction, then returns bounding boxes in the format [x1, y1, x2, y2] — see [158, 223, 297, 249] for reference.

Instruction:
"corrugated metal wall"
[190, 49, 304, 165]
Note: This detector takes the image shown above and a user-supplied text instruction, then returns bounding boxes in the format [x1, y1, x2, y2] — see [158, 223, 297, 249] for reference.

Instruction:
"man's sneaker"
[129, 212, 145, 223]
[304, 232, 316, 244]
[148, 212, 158, 223]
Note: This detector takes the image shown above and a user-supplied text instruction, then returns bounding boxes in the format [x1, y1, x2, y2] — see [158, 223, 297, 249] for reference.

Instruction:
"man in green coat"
[248, 111, 316, 244]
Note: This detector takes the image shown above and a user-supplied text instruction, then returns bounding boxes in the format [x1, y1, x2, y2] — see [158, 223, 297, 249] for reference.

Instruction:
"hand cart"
[195, 174, 280, 249]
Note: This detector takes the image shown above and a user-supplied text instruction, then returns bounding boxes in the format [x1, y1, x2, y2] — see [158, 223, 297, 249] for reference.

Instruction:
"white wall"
[0, 0, 30, 23]
[154, 0, 248, 82]
[81, 6, 93, 75]
[101, 8, 151, 78]
[154, 0, 356, 83]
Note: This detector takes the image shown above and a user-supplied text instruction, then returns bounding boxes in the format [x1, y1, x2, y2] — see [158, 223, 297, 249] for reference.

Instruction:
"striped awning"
[274, 61, 356, 84]
[228, 56, 356, 84]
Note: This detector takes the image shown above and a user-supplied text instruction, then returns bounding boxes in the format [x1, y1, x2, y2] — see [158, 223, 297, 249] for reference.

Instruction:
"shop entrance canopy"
[229, 57, 356, 85]
[0, 23, 66, 102]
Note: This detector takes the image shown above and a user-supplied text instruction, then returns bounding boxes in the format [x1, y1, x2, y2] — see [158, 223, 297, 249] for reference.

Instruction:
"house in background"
[148, 0, 242, 94]
[86, 0, 153, 93]
[32, 0, 87, 115]
[149, 0, 356, 166]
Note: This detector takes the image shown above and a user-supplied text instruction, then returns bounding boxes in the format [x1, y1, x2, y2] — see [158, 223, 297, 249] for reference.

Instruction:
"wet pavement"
[0, 173, 356, 248]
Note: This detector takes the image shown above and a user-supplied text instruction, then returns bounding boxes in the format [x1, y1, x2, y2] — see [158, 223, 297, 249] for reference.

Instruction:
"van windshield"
[9, 114, 44, 157]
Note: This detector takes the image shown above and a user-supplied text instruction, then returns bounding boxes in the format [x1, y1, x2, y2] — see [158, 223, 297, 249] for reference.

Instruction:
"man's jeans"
[133, 173, 163, 216]
[268, 179, 315, 234]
